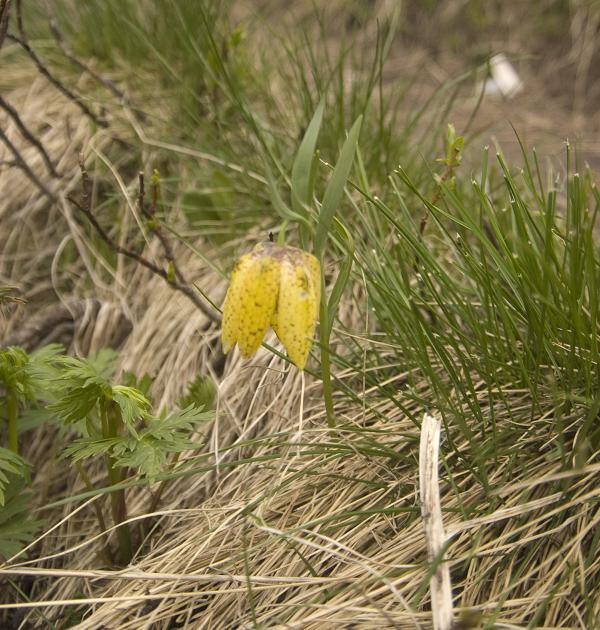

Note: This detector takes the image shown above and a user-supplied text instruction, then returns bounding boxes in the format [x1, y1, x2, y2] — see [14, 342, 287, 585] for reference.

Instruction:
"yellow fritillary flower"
[221, 242, 321, 369]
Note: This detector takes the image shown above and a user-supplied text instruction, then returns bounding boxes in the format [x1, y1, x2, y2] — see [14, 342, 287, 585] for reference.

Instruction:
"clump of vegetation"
[0, 345, 213, 565]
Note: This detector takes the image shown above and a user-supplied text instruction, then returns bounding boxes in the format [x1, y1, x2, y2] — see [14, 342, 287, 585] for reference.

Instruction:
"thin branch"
[8, 1, 108, 129]
[0, 0, 11, 50]
[419, 147, 461, 238]
[0, 125, 56, 202]
[47, 16, 145, 122]
[0, 94, 60, 178]
[138, 171, 185, 286]
[48, 17, 123, 100]
[68, 160, 220, 323]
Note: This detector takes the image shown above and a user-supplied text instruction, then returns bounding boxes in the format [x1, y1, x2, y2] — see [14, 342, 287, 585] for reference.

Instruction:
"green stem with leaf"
[319, 298, 336, 429]
[100, 399, 133, 565]
[313, 116, 363, 430]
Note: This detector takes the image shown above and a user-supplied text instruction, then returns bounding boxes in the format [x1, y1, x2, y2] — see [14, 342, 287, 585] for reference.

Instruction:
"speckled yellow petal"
[272, 252, 320, 369]
[222, 247, 280, 358]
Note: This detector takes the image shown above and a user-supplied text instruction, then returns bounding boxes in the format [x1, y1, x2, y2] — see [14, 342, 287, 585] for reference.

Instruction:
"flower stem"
[6, 390, 19, 454]
[101, 400, 133, 565]
[319, 298, 336, 429]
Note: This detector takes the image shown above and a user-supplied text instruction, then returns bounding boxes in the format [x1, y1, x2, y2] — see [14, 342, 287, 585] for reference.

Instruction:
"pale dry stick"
[0, 95, 60, 177]
[47, 15, 146, 123]
[419, 413, 453, 630]
[7, 31, 106, 129]
[0, 126, 57, 201]
[67, 159, 220, 323]
[0, 566, 339, 586]
[0, 0, 10, 50]
[3, 495, 102, 565]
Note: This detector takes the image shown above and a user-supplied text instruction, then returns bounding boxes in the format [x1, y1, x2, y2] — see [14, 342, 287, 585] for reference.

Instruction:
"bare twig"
[419, 413, 453, 630]
[0, 125, 57, 201]
[8, 0, 107, 128]
[68, 160, 220, 323]
[0, 0, 11, 50]
[48, 16, 123, 100]
[47, 16, 145, 122]
[419, 146, 461, 238]
[6, 32, 107, 129]
[0, 94, 60, 177]
[138, 171, 185, 286]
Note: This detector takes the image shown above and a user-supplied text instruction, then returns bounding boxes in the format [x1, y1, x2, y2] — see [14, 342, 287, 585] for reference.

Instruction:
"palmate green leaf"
[147, 404, 213, 440]
[50, 385, 103, 425]
[0, 344, 64, 406]
[0, 447, 29, 506]
[122, 370, 153, 402]
[314, 115, 363, 259]
[18, 406, 60, 432]
[115, 405, 212, 481]
[27, 343, 65, 390]
[0, 347, 29, 391]
[50, 350, 119, 424]
[180, 373, 216, 410]
[64, 405, 212, 482]
[113, 439, 167, 482]
[111, 385, 151, 428]
[56, 349, 117, 389]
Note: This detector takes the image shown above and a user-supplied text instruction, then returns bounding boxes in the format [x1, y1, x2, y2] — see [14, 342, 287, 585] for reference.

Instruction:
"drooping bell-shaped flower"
[221, 242, 320, 369]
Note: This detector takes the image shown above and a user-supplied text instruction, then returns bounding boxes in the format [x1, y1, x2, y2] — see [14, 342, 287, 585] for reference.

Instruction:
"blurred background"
[259, 0, 600, 167]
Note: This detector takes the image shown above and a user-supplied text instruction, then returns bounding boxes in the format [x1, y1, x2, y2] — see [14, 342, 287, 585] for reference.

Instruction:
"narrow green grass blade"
[315, 115, 363, 258]
[327, 222, 355, 336]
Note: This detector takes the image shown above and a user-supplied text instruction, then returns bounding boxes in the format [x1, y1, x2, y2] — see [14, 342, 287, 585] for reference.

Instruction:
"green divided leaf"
[111, 385, 151, 428]
[180, 373, 216, 410]
[0, 448, 29, 506]
[0, 475, 42, 560]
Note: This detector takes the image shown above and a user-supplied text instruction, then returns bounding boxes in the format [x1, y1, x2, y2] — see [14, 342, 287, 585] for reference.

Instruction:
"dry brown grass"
[3, 337, 599, 627]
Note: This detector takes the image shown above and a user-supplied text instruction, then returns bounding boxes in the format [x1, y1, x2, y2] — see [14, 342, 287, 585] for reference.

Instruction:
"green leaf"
[327, 245, 355, 337]
[0, 448, 29, 506]
[113, 439, 167, 482]
[113, 406, 211, 482]
[180, 373, 216, 410]
[121, 370, 153, 401]
[0, 347, 29, 391]
[50, 385, 102, 425]
[265, 168, 310, 227]
[144, 405, 213, 442]
[50, 350, 119, 424]
[291, 98, 325, 218]
[314, 115, 363, 258]
[111, 385, 151, 428]
[62, 436, 124, 463]
[0, 475, 42, 560]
